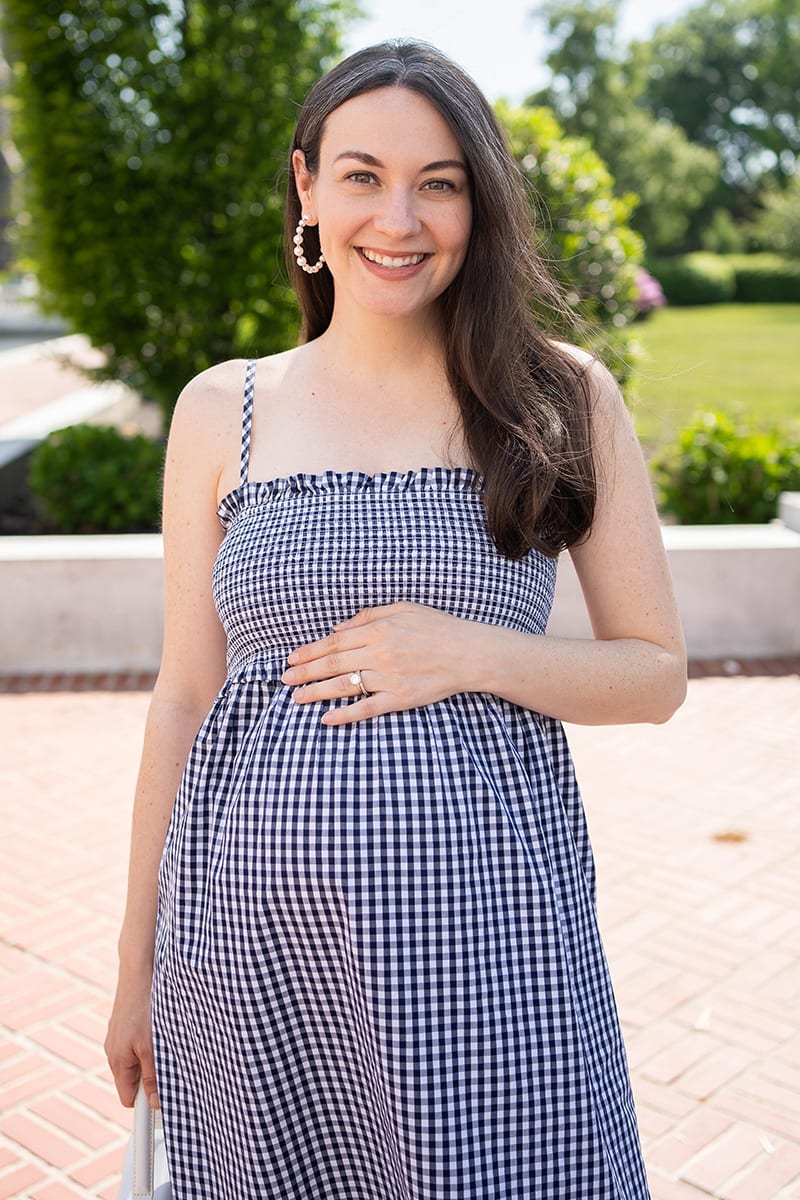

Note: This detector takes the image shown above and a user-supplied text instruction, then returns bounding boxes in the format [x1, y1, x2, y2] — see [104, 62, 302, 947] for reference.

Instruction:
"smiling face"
[293, 86, 473, 326]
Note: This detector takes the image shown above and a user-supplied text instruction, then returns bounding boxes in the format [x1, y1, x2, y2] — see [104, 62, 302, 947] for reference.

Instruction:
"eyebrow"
[332, 150, 468, 173]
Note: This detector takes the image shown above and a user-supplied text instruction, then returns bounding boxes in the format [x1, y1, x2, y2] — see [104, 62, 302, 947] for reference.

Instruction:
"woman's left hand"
[281, 602, 479, 725]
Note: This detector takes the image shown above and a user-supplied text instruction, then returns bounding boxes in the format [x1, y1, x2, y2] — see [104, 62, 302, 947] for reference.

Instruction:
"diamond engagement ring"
[348, 670, 370, 697]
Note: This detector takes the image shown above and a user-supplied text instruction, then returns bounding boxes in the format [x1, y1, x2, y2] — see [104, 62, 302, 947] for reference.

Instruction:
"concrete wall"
[2, 518, 800, 674]
[548, 522, 800, 659]
[780, 492, 800, 534]
[1, 535, 163, 673]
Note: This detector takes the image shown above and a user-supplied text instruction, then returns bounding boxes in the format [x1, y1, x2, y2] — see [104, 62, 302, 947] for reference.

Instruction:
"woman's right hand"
[105, 970, 159, 1109]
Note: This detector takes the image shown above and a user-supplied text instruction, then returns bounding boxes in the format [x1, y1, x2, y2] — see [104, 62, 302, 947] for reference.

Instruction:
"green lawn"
[629, 304, 800, 450]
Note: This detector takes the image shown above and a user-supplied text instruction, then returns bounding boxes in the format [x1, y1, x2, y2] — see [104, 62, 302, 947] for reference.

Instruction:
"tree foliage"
[530, 0, 719, 253]
[497, 102, 643, 383]
[530, 0, 626, 129]
[652, 410, 800, 524]
[636, 0, 800, 190]
[748, 174, 800, 255]
[28, 423, 164, 533]
[597, 110, 719, 252]
[1, 0, 347, 414]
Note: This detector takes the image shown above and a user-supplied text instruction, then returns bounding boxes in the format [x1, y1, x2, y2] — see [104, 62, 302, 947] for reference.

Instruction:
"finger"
[320, 694, 391, 726]
[283, 649, 366, 688]
[286, 627, 367, 667]
[111, 1054, 143, 1108]
[332, 605, 386, 631]
[292, 668, 374, 705]
[333, 601, 417, 631]
[138, 1054, 161, 1110]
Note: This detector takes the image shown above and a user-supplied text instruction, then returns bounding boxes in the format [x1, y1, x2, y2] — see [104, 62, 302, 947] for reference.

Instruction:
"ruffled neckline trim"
[217, 465, 483, 523]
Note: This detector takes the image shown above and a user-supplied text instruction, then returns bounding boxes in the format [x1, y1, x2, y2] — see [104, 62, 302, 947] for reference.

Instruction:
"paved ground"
[0, 336, 105, 427]
[2, 331, 799, 1196]
[1, 670, 798, 1200]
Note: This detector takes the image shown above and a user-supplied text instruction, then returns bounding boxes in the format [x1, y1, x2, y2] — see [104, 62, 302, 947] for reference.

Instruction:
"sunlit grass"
[628, 304, 800, 450]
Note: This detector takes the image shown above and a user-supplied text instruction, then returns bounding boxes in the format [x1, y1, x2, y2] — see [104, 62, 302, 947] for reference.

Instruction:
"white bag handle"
[132, 1081, 157, 1197]
[118, 1081, 172, 1200]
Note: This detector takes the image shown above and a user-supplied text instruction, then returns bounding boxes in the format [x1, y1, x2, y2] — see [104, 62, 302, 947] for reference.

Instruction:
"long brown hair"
[285, 40, 596, 560]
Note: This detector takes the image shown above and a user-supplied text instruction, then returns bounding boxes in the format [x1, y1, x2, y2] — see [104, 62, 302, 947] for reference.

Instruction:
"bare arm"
[106, 366, 239, 1105]
[461, 359, 687, 723]
[283, 358, 687, 726]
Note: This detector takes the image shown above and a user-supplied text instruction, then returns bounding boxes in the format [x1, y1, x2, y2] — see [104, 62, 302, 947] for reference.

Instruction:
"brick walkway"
[1, 671, 798, 1199]
[0, 336, 106, 427]
[3, 325, 798, 1197]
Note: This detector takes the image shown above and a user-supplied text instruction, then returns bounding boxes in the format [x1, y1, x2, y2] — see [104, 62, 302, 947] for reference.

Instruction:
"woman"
[106, 40, 686, 1199]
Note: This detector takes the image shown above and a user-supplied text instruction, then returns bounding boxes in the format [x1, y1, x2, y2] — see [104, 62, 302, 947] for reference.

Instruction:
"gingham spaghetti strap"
[152, 359, 651, 1199]
[240, 357, 256, 487]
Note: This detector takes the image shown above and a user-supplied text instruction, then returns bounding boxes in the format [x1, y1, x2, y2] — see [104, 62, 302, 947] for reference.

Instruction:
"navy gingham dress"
[152, 359, 650, 1199]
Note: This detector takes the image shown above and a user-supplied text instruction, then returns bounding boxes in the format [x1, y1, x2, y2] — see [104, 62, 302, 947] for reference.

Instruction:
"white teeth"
[361, 248, 425, 268]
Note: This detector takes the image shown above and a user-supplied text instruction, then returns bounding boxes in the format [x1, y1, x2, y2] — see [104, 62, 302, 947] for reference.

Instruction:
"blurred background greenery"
[1, 0, 798, 529]
[633, 305, 798, 448]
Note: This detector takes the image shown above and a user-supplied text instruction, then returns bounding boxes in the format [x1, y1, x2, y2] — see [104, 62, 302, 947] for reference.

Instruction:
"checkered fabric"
[152, 359, 651, 1198]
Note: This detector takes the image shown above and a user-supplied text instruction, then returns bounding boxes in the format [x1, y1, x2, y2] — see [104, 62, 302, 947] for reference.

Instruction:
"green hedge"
[728, 254, 800, 302]
[646, 254, 736, 305]
[651, 411, 800, 525]
[2, 1, 346, 419]
[649, 253, 800, 305]
[28, 424, 164, 533]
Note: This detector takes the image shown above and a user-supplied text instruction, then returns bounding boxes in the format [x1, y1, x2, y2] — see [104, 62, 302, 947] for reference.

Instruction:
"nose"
[372, 188, 423, 239]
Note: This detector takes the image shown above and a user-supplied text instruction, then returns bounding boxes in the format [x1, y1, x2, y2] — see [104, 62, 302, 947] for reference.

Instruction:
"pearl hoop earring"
[293, 214, 326, 275]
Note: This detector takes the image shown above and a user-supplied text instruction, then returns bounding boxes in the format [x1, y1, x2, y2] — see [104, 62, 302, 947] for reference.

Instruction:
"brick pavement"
[0, 337, 106, 427]
[1, 671, 798, 1198]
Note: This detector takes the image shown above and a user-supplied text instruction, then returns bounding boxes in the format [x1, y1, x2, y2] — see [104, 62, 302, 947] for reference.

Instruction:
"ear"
[292, 149, 316, 219]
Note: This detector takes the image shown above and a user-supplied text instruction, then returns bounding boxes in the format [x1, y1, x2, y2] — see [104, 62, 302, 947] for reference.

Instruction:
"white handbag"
[118, 1081, 173, 1200]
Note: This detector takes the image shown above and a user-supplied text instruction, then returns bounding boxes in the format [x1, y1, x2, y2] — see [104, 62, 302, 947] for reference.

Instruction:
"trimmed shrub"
[28, 424, 164, 533]
[651, 411, 800, 525]
[729, 254, 800, 303]
[649, 252, 800, 305]
[647, 254, 736, 306]
[2, 1, 347, 419]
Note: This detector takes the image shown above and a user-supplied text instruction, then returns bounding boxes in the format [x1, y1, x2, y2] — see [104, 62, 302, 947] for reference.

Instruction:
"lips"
[359, 248, 427, 268]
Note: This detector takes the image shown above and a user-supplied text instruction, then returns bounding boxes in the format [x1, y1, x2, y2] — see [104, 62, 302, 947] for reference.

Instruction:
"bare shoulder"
[177, 347, 300, 409]
[170, 350, 297, 445]
[172, 358, 249, 427]
[551, 340, 623, 412]
[549, 340, 641, 501]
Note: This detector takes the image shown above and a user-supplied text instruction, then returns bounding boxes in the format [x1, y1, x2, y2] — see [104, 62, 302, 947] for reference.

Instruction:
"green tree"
[530, 0, 719, 252]
[601, 110, 719, 252]
[748, 173, 800, 255]
[530, 0, 628, 134]
[1, 0, 348, 416]
[497, 102, 643, 384]
[637, 0, 800, 193]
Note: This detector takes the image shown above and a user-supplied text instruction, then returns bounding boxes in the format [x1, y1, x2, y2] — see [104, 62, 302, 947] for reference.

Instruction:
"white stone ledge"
[1, 535, 164, 673]
[1, 533, 163, 561]
[661, 523, 800, 549]
[779, 492, 800, 534]
[2, 520, 799, 673]
[549, 522, 800, 659]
